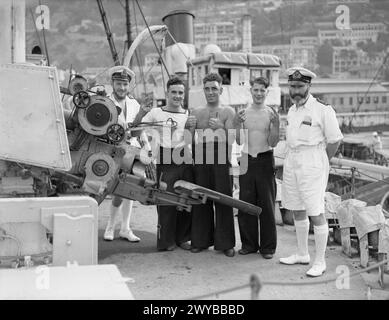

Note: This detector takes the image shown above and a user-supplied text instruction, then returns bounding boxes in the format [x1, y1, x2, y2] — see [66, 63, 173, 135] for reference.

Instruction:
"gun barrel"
[174, 181, 261, 217]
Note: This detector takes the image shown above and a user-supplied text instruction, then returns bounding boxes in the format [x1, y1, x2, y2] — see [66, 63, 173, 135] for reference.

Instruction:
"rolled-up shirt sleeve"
[323, 106, 344, 144]
[142, 108, 155, 123]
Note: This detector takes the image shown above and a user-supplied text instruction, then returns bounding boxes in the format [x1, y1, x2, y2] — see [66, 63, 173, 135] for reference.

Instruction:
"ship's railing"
[189, 257, 389, 300]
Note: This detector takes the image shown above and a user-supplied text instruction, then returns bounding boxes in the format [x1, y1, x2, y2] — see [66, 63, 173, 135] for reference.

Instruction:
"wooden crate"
[378, 253, 388, 289]
[338, 226, 387, 288]
[339, 226, 370, 267]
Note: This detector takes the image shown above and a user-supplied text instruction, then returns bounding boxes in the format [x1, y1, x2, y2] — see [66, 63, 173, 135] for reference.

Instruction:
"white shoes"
[306, 262, 326, 277]
[104, 225, 115, 241]
[104, 226, 141, 242]
[279, 254, 311, 265]
[119, 229, 141, 242]
[280, 255, 326, 277]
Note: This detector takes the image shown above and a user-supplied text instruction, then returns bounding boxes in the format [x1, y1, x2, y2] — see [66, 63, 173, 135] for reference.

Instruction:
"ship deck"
[97, 199, 389, 300]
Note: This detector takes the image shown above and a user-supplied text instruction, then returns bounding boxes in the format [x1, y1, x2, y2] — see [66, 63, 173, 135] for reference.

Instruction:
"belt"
[288, 144, 325, 153]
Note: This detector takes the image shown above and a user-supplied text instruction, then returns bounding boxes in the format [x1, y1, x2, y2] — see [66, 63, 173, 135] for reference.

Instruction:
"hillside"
[25, 0, 389, 72]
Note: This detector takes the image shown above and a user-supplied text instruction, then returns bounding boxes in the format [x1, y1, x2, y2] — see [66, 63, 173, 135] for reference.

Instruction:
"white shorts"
[281, 146, 329, 216]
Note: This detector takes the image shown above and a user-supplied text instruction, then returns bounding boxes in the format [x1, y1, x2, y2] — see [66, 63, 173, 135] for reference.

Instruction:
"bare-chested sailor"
[234, 76, 280, 259]
[189, 73, 236, 257]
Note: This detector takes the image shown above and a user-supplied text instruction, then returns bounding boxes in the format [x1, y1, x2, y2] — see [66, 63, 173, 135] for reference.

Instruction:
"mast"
[125, 0, 132, 50]
[0, 0, 25, 64]
[96, 0, 120, 65]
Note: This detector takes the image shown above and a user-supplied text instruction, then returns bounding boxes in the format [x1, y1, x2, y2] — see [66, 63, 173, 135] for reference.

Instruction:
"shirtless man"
[190, 73, 236, 257]
[234, 76, 280, 259]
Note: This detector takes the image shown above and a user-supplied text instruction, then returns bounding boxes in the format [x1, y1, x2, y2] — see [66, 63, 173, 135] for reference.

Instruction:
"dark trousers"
[191, 163, 235, 251]
[238, 151, 277, 254]
[156, 161, 193, 250]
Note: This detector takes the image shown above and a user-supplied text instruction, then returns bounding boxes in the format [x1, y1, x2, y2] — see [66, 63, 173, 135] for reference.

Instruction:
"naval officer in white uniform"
[280, 67, 343, 277]
[103, 65, 151, 242]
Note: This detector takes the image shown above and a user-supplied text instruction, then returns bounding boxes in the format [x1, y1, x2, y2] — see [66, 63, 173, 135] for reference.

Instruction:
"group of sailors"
[102, 64, 343, 278]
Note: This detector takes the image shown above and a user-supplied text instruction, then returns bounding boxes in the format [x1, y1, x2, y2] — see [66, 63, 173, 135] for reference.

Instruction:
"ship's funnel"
[162, 10, 196, 76]
[163, 10, 195, 47]
[242, 14, 252, 53]
[0, 0, 25, 64]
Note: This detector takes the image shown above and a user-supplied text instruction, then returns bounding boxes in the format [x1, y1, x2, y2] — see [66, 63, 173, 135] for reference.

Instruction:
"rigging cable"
[356, 169, 389, 185]
[28, 8, 43, 56]
[348, 52, 389, 131]
[62, 63, 73, 102]
[166, 30, 194, 68]
[134, 0, 170, 78]
[189, 257, 389, 300]
[131, 58, 163, 96]
[132, 0, 147, 94]
[38, 0, 50, 65]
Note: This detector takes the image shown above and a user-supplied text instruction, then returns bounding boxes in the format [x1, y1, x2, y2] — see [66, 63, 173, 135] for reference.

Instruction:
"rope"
[160, 62, 167, 100]
[90, 66, 112, 82]
[331, 173, 354, 187]
[0, 232, 22, 257]
[348, 53, 389, 130]
[38, 0, 50, 65]
[190, 257, 389, 300]
[133, 34, 147, 94]
[62, 64, 73, 102]
[134, 63, 157, 92]
[131, 0, 146, 87]
[356, 169, 389, 185]
[134, 0, 170, 77]
[166, 30, 194, 68]
[29, 7, 43, 55]
[116, 0, 125, 9]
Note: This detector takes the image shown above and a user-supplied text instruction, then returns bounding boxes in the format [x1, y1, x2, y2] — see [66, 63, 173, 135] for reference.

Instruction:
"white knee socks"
[295, 219, 310, 257]
[107, 203, 121, 230]
[120, 199, 134, 232]
[313, 224, 329, 265]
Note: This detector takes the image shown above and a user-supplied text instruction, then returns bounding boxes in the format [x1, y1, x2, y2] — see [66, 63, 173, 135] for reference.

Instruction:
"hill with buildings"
[25, 0, 389, 79]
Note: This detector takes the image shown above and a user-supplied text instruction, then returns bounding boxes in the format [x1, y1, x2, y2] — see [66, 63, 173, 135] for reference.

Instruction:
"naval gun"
[0, 66, 261, 216]
[0, 64, 261, 267]
[57, 74, 261, 216]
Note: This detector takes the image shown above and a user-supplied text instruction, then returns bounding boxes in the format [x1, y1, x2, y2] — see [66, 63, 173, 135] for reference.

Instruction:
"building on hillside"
[253, 44, 317, 71]
[326, 0, 370, 4]
[318, 23, 387, 45]
[291, 36, 319, 46]
[282, 0, 313, 5]
[332, 47, 387, 76]
[194, 21, 240, 53]
[279, 78, 389, 114]
[332, 46, 360, 75]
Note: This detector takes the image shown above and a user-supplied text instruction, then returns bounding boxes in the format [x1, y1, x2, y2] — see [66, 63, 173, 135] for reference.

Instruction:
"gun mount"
[0, 63, 261, 266]
[0, 64, 261, 215]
